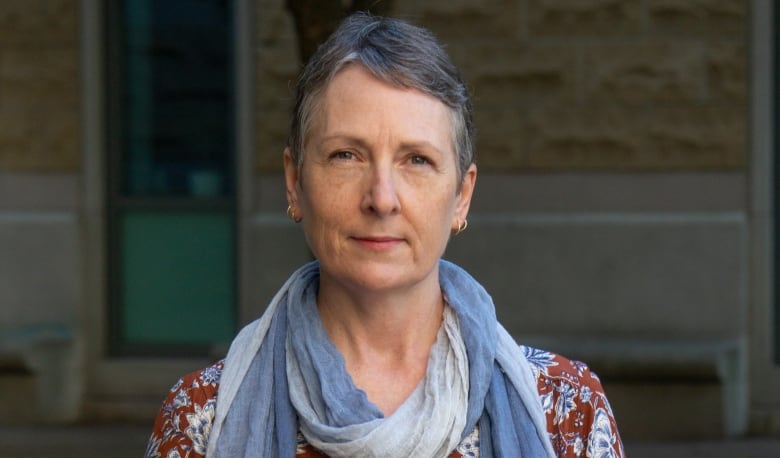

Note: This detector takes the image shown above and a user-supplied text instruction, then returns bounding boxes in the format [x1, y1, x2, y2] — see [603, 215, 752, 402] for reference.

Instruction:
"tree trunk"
[286, 0, 395, 63]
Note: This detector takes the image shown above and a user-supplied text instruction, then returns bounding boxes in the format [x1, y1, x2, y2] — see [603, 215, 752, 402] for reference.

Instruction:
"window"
[106, 0, 236, 355]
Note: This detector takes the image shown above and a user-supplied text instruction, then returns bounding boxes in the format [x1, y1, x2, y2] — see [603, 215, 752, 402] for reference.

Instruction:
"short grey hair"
[286, 12, 476, 183]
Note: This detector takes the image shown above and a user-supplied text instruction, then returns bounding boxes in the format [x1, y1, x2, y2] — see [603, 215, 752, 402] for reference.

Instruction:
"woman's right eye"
[331, 151, 355, 160]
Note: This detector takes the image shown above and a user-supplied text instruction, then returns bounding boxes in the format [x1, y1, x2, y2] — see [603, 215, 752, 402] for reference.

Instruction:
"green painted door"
[107, 0, 236, 355]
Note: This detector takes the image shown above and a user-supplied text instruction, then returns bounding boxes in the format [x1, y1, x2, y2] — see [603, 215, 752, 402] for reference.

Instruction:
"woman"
[147, 12, 623, 458]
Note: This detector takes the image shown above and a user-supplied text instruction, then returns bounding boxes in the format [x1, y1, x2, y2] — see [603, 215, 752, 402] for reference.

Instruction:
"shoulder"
[146, 360, 224, 458]
[520, 345, 625, 457]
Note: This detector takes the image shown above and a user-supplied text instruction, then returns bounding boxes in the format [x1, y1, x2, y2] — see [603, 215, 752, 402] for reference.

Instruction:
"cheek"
[303, 180, 349, 222]
[416, 192, 458, 240]
[300, 183, 351, 247]
[299, 169, 344, 216]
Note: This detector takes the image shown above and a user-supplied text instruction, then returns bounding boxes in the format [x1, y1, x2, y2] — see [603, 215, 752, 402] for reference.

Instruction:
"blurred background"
[0, 0, 778, 455]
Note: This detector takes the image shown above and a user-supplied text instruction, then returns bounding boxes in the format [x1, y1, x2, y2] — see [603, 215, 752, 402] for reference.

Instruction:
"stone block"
[0, 213, 80, 326]
[252, 174, 287, 212]
[645, 104, 746, 168]
[398, 0, 520, 42]
[255, 43, 299, 102]
[523, 104, 644, 170]
[0, 0, 78, 46]
[469, 172, 746, 213]
[254, 108, 289, 171]
[253, 0, 298, 173]
[472, 107, 529, 169]
[0, 110, 80, 171]
[244, 216, 310, 321]
[706, 42, 747, 101]
[445, 214, 745, 338]
[0, 39, 80, 172]
[0, 47, 79, 110]
[255, 72, 296, 112]
[582, 42, 707, 104]
[526, 0, 642, 36]
[520, 101, 745, 170]
[256, 0, 297, 46]
[604, 381, 724, 440]
[0, 325, 83, 423]
[454, 43, 578, 108]
[0, 173, 79, 210]
[0, 374, 37, 424]
[255, 0, 297, 66]
[257, 45, 299, 78]
[647, 0, 745, 36]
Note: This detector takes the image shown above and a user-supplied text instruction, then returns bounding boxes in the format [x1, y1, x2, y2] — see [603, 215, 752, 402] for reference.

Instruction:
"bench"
[521, 336, 747, 437]
[0, 323, 81, 422]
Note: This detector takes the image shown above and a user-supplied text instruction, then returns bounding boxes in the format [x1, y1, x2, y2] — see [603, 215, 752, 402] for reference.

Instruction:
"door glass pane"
[121, 0, 234, 198]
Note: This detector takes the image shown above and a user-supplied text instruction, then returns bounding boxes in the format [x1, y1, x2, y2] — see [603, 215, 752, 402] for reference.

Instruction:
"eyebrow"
[318, 133, 447, 156]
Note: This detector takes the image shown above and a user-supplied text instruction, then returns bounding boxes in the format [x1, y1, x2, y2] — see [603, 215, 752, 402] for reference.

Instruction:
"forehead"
[310, 65, 455, 147]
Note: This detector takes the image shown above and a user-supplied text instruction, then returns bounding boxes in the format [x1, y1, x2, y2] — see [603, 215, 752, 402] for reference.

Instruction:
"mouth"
[352, 236, 404, 251]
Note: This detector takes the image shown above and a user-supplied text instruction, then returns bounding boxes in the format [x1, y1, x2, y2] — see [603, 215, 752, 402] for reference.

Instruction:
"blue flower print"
[456, 426, 480, 457]
[540, 391, 554, 414]
[554, 382, 577, 425]
[144, 435, 161, 458]
[184, 399, 216, 455]
[573, 435, 584, 456]
[580, 385, 592, 403]
[586, 408, 617, 458]
[522, 346, 558, 377]
[172, 389, 190, 409]
[200, 364, 222, 387]
[169, 378, 183, 393]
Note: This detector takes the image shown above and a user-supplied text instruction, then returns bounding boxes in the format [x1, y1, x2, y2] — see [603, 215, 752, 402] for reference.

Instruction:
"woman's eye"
[332, 151, 355, 160]
[410, 155, 431, 166]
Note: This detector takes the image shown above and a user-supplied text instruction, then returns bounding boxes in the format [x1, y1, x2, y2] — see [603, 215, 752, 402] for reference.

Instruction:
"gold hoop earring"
[455, 219, 468, 235]
[287, 205, 301, 223]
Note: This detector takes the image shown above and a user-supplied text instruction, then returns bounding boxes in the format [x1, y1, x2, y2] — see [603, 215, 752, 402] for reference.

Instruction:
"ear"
[454, 163, 477, 223]
[283, 148, 300, 210]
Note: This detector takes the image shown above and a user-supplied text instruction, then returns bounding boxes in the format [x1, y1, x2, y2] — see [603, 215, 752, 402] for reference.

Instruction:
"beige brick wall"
[0, 0, 80, 172]
[254, 0, 747, 171]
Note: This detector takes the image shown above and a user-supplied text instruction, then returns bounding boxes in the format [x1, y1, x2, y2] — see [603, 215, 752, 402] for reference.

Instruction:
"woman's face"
[284, 65, 476, 296]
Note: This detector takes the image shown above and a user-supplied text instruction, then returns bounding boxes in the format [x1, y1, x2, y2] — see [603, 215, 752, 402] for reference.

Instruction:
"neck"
[316, 273, 445, 415]
[317, 277, 444, 360]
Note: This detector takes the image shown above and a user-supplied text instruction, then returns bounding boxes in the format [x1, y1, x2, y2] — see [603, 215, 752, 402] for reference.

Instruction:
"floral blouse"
[146, 346, 624, 458]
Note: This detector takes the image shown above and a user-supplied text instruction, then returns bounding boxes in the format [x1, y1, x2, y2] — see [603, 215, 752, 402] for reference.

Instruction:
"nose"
[361, 162, 400, 216]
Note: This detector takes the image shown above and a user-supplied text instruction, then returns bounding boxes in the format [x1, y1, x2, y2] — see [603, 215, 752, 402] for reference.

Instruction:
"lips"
[352, 236, 404, 251]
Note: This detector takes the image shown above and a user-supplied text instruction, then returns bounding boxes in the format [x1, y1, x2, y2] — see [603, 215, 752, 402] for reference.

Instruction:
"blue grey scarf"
[207, 260, 554, 457]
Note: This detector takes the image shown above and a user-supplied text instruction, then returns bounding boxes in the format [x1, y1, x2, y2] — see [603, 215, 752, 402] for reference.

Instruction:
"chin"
[333, 262, 438, 295]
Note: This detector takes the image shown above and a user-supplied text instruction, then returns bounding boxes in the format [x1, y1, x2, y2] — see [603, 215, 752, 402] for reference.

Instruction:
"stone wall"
[254, 0, 301, 170]
[0, 0, 80, 171]
[0, 0, 762, 434]
[253, 0, 747, 172]
[0, 0, 746, 173]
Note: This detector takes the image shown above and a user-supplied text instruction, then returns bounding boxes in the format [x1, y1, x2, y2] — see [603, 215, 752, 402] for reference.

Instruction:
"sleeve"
[145, 361, 223, 458]
[528, 348, 625, 458]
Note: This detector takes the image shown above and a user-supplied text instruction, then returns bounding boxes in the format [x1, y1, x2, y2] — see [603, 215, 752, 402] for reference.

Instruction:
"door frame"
[79, 0, 254, 418]
[749, 0, 780, 429]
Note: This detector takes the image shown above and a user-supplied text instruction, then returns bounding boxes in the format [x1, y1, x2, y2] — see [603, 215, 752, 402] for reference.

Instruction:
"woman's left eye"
[410, 155, 431, 166]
